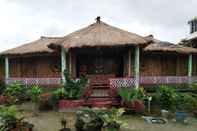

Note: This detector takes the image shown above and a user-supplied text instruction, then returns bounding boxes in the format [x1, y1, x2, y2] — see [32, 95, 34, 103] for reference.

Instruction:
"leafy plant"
[75, 108, 104, 131]
[28, 86, 42, 103]
[176, 93, 197, 111]
[191, 83, 197, 89]
[99, 108, 126, 131]
[63, 70, 87, 100]
[75, 108, 126, 131]
[118, 87, 145, 103]
[118, 88, 132, 102]
[0, 106, 22, 130]
[118, 87, 146, 112]
[49, 88, 66, 108]
[4, 82, 27, 104]
[156, 85, 177, 111]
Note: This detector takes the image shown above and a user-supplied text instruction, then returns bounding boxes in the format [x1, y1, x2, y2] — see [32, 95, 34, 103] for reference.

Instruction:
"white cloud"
[0, 0, 196, 52]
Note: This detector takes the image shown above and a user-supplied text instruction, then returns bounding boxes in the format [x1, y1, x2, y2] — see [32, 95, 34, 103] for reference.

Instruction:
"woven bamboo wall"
[9, 55, 61, 78]
[0, 59, 4, 80]
[140, 53, 188, 76]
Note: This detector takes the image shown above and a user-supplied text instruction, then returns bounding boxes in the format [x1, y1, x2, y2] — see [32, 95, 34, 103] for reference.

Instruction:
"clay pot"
[131, 100, 145, 113]
[0, 95, 7, 104]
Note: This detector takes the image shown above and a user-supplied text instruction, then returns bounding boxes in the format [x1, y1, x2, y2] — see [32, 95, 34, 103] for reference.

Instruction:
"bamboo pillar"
[61, 47, 67, 83]
[134, 46, 140, 89]
[5, 57, 9, 80]
[188, 54, 192, 83]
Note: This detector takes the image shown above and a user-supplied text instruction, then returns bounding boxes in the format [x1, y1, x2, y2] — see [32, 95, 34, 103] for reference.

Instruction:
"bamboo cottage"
[1, 17, 197, 92]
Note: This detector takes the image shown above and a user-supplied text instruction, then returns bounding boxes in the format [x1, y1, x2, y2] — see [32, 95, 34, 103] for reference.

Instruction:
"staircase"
[84, 74, 119, 107]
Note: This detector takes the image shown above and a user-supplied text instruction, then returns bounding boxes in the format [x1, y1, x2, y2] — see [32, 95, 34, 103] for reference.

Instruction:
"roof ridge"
[40, 36, 63, 39]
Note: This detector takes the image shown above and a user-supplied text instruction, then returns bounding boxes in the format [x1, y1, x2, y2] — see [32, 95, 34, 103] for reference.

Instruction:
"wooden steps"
[84, 77, 119, 107]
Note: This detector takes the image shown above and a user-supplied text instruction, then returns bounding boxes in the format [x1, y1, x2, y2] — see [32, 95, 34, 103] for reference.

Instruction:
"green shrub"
[118, 87, 146, 102]
[63, 70, 87, 100]
[75, 108, 126, 131]
[191, 83, 197, 89]
[28, 86, 42, 103]
[49, 88, 66, 107]
[4, 82, 28, 104]
[99, 108, 126, 130]
[0, 106, 22, 130]
[176, 93, 197, 111]
[118, 88, 133, 102]
[156, 85, 177, 111]
[75, 108, 104, 131]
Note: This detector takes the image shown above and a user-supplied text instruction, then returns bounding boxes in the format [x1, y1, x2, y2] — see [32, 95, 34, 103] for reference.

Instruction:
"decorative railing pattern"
[6, 77, 62, 86]
[5, 76, 197, 88]
[110, 76, 197, 89]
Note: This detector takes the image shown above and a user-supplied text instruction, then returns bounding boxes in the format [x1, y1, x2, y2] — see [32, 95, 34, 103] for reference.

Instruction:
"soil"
[16, 103, 197, 131]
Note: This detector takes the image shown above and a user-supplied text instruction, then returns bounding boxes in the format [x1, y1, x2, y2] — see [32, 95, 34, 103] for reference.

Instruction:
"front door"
[77, 54, 123, 77]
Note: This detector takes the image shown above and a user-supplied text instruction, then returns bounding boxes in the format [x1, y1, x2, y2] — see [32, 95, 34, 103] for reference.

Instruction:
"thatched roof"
[49, 17, 148, 49]
[0, 36, 63, 56]
[144, 35, 197, 54]
[184, 32, 197, 41]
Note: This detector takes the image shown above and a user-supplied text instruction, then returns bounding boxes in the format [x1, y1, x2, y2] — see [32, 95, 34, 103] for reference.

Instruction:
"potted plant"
[0, 106, 34, 131]
[118, 87, 145, 113]
[175, 93, 196, 122]
[39, 92, 53, 111]
[156, 85, 177, 112]
[0, 94, 7, 105]
[58, 70, 87, 110]
[75, 108, 126, 131]
[100, 108, 126, 131]
[75, 108, 104, 131]
[3, 82, 28, 104]
[28, 86, 42, 114]
[49, 88, 67, 110]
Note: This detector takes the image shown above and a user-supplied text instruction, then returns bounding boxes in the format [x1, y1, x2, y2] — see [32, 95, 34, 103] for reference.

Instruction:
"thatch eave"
[0, 36, 63, 56]
[144, 35, 197, 55]
[48, 19, 149, 49]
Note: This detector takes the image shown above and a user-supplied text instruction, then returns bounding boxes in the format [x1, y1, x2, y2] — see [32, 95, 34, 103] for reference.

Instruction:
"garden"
[0, 72, 197, 131]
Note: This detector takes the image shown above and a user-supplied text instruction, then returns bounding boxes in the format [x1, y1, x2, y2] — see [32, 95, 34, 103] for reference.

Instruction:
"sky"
[0, 0, 196, 52]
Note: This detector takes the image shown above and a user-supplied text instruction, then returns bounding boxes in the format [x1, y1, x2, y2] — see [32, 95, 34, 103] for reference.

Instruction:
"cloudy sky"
[0, 0, 196, 52]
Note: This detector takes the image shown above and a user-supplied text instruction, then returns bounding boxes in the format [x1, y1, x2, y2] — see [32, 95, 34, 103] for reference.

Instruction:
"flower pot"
[39, 93, 53, 111]
[92, 101, 112, 108]
[11, 127, 31, 131]
[175, 111, 187, 123]
[59, 99, 84, 111]
[131, 100, 145, 113]
[0, 95, 7, 104]
[193, 110, 197, 118]
[11, 123, 34, 131]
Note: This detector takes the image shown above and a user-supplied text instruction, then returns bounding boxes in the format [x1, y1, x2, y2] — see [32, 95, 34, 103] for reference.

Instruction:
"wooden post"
[61, 47, 67, 83]
[5, 57, 9, 80]
[188, 54, 192, 83]
[134, 46, 140, 89]
[128, 49, 131, 76]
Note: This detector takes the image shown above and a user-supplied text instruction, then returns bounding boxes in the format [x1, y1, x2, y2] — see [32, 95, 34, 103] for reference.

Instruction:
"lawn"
[17, 102, 197, 131]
